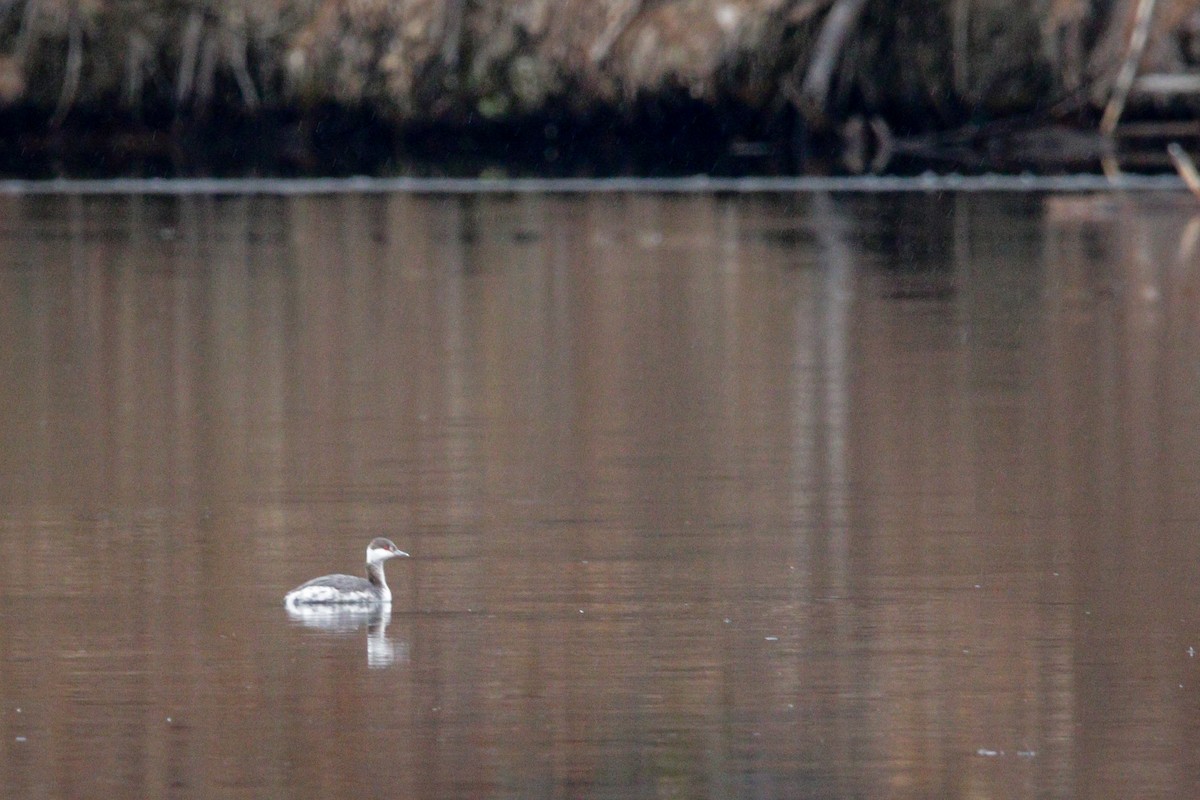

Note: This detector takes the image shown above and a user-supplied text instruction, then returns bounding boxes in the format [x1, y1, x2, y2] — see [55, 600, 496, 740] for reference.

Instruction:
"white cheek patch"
[367, 547, 406, 565]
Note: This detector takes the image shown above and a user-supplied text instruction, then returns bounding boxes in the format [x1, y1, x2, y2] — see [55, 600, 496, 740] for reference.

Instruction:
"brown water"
[1, 189, 1199, 799]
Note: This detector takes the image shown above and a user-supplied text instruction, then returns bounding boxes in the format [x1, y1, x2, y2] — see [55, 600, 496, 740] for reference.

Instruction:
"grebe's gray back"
[284, 538, 409, 608]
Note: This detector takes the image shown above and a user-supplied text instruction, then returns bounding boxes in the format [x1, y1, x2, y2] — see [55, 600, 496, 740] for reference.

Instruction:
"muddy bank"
[3, 1, 1200, 176]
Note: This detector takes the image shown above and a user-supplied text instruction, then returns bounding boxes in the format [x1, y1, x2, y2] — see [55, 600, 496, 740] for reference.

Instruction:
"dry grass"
[1, 0, 1199, 132]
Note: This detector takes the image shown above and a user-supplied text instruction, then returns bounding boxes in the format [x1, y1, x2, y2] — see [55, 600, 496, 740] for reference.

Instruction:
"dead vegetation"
[2, 0, 1199, 170]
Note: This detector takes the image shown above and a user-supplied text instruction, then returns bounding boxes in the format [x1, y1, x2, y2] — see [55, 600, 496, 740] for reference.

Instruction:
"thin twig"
[1168, 142, 1200, 201]
[868, 115, 893, 173]
[176, 10, 204, 107]
[124, 31, 148, 109]
[1100, 0, 1158, 135]
[785, 0, 834, 25]
[15, 0, 41, 62]
[440, 0, 467, 67]
[1177, 216, 1200, 264]
[226, 31, 259, 110]
[194, 33, 218, 108]
[1100, 136, 1121, 181]
[589, 0, 642, 66]
[799, 0, 869, 125]
[49, 5, 83, 127]
[952, 0, 969, 97]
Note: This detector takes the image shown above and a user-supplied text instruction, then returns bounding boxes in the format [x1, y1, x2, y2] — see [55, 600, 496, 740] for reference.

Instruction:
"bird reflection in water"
[285, 602, 408, 669]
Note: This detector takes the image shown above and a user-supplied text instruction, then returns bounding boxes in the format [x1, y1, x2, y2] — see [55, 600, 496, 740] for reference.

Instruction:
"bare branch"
[951, 0, 969, 96]
[49, 4, 83, 127]
[195, 32, 218, 108]
[124, 31, 148, 109]
[225, 31, 260, 110]
[799, 0, 869, 125]
[1168, 142, 1200, 201]
[15, 0, 41, 63]
[441, 0, 467, 68]
[589, 0, 642, 66]
[785, 0, 835, 25]
[177, 10, 204, 107]
[1100, 0, 1158, 135]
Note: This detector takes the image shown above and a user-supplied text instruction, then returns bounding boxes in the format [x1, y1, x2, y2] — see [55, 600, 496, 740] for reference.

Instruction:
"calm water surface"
[2, 189, 1200, 798]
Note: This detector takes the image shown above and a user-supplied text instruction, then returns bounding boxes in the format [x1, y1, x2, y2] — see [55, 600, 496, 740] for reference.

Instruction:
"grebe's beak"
[394, 549, 410, 558]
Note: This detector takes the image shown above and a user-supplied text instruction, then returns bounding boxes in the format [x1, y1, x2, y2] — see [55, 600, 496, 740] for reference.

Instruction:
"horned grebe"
[284, 538, 409, 608]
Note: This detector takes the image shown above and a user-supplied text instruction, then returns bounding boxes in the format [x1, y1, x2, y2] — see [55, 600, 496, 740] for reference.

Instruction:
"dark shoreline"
[3, 2, 1199, 180]
[4, 100, 1195, 181]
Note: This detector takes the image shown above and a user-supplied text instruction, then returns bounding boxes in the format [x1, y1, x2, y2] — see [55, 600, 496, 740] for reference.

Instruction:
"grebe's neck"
[367, 561, 392, 602]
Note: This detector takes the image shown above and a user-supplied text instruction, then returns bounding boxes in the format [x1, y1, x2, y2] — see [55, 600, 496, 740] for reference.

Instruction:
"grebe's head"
[367, 537, 409, 564]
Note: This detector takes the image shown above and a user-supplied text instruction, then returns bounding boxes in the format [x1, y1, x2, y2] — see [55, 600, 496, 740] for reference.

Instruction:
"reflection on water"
[2, 189, 1200, 798]
[286, 604, 406, 669]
